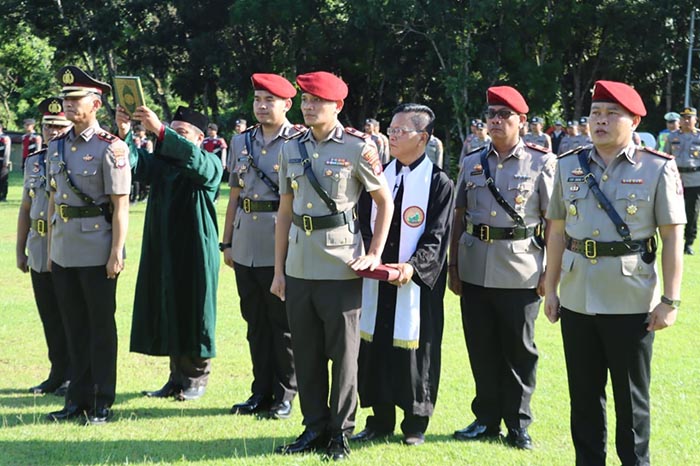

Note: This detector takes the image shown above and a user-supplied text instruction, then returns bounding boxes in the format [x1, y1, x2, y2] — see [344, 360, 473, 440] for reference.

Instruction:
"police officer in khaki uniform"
[16, 97, 72, 396]
[223, 73, 302, 420]
[557, 120, 580, 154]
[0, 121, 10, 201]
[271, 71, 393, 461]
[523, 116, 552, 150]
[449, 86, 556, 450]
[46, 66, 130, 425]
[544, 80, 685, 466]
[577, 116, 592, 145]
[425, 134, 444, 168]
[460, 121, 491, 164]
[664, 106, 700, 254]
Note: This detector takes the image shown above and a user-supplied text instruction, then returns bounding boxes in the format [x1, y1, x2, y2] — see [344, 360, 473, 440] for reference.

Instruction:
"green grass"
[0, 170, 698, 465]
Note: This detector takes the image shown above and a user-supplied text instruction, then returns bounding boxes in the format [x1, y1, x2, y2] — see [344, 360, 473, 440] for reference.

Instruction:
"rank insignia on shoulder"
[97, 131, 117, 143]
[345, 127, 370, 139]
[524, 142, 549, 153]
[362, 147, 382, 175]
[642, 146, 673, 159]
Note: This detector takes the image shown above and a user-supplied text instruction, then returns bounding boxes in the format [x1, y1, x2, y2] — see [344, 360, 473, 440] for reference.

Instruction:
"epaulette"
[282, 124, 307, 140]
[242, 124, 260, 134]
[345, 127, 370, 139]
[26, 147, 47, 160]
[557, 146, 585, 159]
[524, 142, 549, 154]
[641, 146, 673, 160]
[97, 131, 117, 143]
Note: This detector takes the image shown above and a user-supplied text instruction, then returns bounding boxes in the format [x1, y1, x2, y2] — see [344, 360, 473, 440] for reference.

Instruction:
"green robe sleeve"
[155, 126, 223, 191]
[125, 130, 155, 185]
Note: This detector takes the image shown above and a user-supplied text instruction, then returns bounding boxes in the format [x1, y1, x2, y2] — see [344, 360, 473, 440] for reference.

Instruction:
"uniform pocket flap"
[615, 186, 650, 202]
[80, 216, 112, 232]
[620, 254, 653, 277]
[326, 228, 354, 246]
[508, 179, 534, 192]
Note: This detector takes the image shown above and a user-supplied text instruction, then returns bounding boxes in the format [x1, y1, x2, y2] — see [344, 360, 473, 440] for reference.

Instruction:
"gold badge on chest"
[568, 204, 577, 216]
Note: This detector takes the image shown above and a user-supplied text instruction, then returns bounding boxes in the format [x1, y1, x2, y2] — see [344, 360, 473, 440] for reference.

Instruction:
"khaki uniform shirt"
[455, 140, 555, 288]
[47, 124, 131, 267]
[523, 132, 551, 150]
[279, 123, 386, 280]
[426, 135, 444, 168]
[665, 128, 700, 187]
[228, 121, 305, 267]
[547, 144, 686, 315]
[23, 151, 50, 272]
[558, 135, 590, 155]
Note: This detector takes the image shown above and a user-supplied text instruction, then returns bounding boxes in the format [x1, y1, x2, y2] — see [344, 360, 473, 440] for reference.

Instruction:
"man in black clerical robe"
[352, 103, 454, 446]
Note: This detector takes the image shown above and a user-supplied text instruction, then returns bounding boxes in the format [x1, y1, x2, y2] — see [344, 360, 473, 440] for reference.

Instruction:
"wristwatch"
[218, 242, 232, 252]
[660, 295, 681, 308]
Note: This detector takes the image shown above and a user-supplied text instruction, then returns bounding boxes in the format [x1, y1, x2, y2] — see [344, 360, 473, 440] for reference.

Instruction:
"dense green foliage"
[1, 0, 698, 172]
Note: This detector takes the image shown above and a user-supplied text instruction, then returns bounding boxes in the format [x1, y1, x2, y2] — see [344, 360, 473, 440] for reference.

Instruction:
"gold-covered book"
[114, 76, 145, 116]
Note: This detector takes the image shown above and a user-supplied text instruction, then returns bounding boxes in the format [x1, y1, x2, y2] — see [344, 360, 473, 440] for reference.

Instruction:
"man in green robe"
[116, 104, 221, 401]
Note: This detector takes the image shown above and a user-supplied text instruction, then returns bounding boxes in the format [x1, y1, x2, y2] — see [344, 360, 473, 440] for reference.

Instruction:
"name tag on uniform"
[567, 176, 585, 182]
[470, 170, 483, 176]
[288, 158, 302, 164]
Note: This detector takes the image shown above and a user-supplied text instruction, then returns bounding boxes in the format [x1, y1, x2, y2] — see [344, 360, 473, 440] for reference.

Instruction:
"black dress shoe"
[350, 428, 392, 443]
[684, 244, 694, 255]
[326, 433, 350, 461]
[53, 381, 70, 397]
[142, 381, 179, 398]
[29, 379, 61, 395]
[268, 400, 292, 419]
[175, 385, 206, 401]
[275, 429, 328, 454]
[453, 420, 502, 441]
[230, 394, 272, 415]
[403, 432, 425, 446]
[85, 407, 113, 425]
[506, 427, 533, 450]
[47, 403, 83, 421]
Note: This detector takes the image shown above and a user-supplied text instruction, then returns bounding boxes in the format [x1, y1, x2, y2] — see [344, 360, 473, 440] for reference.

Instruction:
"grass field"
[0, 170, 698, 465]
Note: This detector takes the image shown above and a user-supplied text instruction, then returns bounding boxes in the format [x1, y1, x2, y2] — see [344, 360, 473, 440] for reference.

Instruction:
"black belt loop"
[237, 197, 279, 213]
[292, 209, 356, 235]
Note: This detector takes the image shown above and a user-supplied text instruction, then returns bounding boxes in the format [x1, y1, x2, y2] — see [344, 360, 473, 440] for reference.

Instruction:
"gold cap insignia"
[62, 69, 75, 85]
[48, 100, 62, 114]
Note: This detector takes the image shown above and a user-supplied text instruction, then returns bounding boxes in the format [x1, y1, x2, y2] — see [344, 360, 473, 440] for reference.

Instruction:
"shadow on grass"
[0, 438, 293, 465]
[0, 390, 147, 409]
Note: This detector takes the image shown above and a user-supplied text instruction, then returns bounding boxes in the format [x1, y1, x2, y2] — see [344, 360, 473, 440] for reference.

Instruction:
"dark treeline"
[1, 0, 697, 173]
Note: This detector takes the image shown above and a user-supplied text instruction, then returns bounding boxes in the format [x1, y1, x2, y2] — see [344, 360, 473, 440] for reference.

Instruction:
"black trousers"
[51, 263, 118, 410]
[365, 404, 429, 436]
[30, 270, 69, 384]
[168, 355, 210, 389]
[285, 277, 361, 435]
[234, 263, 296, 402]
[560, 308, 653, 466]
[460, 283, 540, 429]
[0, 166, 8, 200]
[683, 185, 700, 245]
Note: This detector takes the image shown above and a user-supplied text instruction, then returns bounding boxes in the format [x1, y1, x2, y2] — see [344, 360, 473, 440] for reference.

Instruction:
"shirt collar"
[590, 142, 638, 167]
[70, 123, 99, 142]
[488, 138, 526, 160]
[300, 122, 345, 144]
[395, 153, 426, 175]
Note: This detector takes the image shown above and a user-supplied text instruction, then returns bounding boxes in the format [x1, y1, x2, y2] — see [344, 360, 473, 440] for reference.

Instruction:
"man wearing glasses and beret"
[449, 85, 556, 450]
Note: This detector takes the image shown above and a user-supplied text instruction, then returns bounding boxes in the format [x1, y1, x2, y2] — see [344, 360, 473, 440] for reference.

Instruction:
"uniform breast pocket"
[80, 216, 112, 233]
[563, 186, 589, 224]
[75, 163, 101, 190]
[465, 176, 487, 211]
[615, 186, 651, 223]
[326, 228, 356, 247]
[325, 168, 349, 199]
[690, 143, 700, 159]
[508, 180, 534, 208]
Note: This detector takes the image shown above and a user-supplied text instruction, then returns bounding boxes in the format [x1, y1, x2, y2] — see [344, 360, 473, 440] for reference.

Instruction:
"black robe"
[357, 160, 455, 416]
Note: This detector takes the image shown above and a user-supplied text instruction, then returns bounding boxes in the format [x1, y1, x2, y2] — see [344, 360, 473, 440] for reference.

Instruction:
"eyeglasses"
[486, 109, 517, 120]
[386, 127, 424, 137]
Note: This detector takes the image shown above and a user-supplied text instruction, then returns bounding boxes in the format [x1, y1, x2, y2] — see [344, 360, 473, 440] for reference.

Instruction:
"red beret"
[251, 73, 297, 99]
[296, 71, 348, 101]
[487, 86, 529, 114]
[591, 80, 646, 117]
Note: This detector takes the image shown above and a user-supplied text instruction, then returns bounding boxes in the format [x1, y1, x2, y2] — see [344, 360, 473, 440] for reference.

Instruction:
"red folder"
[355, 264, 401, 281]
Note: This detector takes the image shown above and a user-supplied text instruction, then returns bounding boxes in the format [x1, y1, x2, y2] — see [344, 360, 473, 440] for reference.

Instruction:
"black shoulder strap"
[480, 148, 525, 227]
[297, 138, 338, 213]
[576, 149, 631, 241]
[57, 137, 97, 206]
[245, 130, 280, 196]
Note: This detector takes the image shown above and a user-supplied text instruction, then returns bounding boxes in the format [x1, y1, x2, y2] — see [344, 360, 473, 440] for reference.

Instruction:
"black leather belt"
[238, 197, 279, 213]
[565, 233, 656, 259]
[30, 218, 47, 236]
[466, 222, 541, 241]
[677, 166, 700, 173]
[57, 203, 109, 221]
[292, 209, 356, 234]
